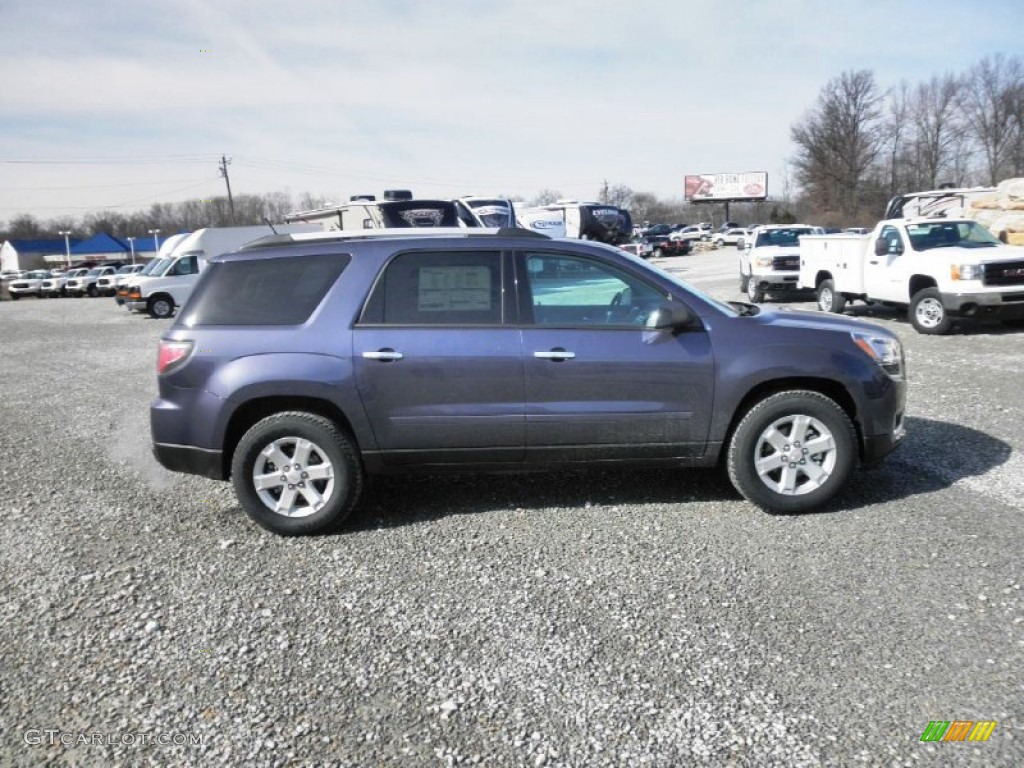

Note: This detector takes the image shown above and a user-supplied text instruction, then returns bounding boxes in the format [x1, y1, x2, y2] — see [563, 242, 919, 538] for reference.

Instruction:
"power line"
[2, 178, 211, 191]
[0, 154, 221, 165]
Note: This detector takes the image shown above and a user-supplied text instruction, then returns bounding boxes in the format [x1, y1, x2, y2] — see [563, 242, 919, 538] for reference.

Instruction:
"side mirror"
[873, 238, 888, 256]
[648, 301, 695, 331]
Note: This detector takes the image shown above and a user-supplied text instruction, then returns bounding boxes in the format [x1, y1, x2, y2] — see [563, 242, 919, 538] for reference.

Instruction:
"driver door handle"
[534, 349, 575, 361]
[362, 349, 403, 361]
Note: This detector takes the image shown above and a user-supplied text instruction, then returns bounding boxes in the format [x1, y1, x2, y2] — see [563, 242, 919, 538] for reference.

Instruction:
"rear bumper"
[152, 442, 225, 480]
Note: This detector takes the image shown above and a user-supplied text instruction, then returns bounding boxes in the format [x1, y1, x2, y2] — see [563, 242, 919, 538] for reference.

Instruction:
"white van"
[124, 224, 317, 318]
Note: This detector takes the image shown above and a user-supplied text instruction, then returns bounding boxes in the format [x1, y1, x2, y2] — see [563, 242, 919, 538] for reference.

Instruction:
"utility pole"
[219, 154, 236, 225]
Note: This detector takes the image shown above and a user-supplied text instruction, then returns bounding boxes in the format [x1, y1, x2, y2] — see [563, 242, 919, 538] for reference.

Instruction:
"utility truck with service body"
[799, 217, 1024, 334]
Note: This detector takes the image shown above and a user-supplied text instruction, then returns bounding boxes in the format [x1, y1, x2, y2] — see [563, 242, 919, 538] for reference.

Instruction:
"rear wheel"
[909, 288, 952, 334]
[816, 279, 846, 313]
[87, 284, 98, 297]
[727, 390, 857, 513]
[231, 412, 364, 536]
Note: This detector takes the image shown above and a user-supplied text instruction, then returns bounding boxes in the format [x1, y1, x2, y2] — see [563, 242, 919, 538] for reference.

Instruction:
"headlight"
[755, 254, 773, 267]
[851, 332, 903, 378]
[951, 264, 983, 281]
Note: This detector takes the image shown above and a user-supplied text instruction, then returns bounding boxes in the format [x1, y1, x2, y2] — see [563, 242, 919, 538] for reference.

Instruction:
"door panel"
[518, 250, 714, 461]
[353, 249, 525, 465]
[522, 328, 714, 460]
[353, 328, 524, 464]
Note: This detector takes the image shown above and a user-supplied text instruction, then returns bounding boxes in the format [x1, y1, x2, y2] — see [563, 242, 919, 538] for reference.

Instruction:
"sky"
[1, 0, 1022, 223]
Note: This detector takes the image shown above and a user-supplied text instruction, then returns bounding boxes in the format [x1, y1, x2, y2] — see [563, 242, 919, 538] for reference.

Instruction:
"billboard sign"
[685, 172, 768, 202]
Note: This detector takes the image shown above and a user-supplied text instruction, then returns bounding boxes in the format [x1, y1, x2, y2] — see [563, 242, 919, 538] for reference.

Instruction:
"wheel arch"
[720, 377, 865, 465]
[222, 396, 360, 480]
[908, 275, 937, 301]
[814, 270, 834, 288]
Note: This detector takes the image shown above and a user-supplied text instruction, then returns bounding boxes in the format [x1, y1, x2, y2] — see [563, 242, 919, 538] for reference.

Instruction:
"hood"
[921, 243, 1023, 264]
[757, 306, 898, 337]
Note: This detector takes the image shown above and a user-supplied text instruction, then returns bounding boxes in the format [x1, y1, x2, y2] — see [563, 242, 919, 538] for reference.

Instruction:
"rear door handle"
[362, 349, 403, 361]
[534, 349, 575, 361]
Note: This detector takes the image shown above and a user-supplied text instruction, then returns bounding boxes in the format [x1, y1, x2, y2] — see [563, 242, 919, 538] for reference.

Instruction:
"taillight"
[157, 340, 194, 374]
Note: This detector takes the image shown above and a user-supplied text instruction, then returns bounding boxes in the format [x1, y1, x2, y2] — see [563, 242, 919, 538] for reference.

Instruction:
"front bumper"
[751, 272, 800, 290]
[941, 289, 1024, 319]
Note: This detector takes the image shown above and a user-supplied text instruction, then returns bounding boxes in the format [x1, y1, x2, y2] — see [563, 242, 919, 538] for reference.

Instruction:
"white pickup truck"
[798, 217, 1024, 334]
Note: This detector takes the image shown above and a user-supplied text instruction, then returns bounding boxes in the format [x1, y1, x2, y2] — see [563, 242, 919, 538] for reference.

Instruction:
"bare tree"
[883, 80, 913, 196]
[600, 183, 634, 209]
[2, 214, 44, 238]
[791, 69, 886, 220]
[911, 73, 965, 188]
[531, 189, 563, 206]
[960, 54, 1024, 185]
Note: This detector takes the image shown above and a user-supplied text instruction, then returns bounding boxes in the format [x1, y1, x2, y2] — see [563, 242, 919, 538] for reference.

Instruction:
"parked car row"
[5, 264, 147, 299]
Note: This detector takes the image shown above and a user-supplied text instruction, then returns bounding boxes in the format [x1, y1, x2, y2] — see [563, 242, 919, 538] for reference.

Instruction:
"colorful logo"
[920, 721, 997, 742]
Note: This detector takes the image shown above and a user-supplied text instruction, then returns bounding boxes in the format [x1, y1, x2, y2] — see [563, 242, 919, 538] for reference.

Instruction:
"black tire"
[746, 275, 765, 303]
[148, 295, 174, 319]
[727, 390, 857, 513]
[739, 272, 749, 293]
[816, 279, 846, 313]
[9, 294, 19, 301]
[231, 411, 364, 536]
[87, 284, 98, 297]
[652, 247, 663, 258]
[909, 288, 952, 335]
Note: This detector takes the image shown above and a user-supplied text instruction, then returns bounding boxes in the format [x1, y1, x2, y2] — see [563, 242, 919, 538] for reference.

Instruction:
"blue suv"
[151, 228, 906, 535]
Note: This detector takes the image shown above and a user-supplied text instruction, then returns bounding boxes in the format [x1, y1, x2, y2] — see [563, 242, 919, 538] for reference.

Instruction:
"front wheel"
[147, 295, 174, 319]
[87, 285, 98, 297]
[746, 275, 765, 303]
[727, 391, 857, 513]
[231, 412, 364, 535]
[816, 279, 846, 313]
[909, 288, 952, 334]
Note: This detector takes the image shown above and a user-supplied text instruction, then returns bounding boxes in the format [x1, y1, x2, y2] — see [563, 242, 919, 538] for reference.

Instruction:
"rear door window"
[183, 253, 348, 325]
[360, 250, 503, 325]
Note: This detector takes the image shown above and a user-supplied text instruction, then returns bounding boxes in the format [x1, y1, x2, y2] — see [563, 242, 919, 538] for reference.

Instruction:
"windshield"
[463, 199, 514, 227]
[907, 220, 1000, 251]
[754, 228, 814, 247]
[85, 268, 103, 277]
[140, 258, 168, 276]
[380, 200, 460, 227]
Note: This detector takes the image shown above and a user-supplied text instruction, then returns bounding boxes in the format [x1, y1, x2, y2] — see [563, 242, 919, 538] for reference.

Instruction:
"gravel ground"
[1, 262, 1022, 767]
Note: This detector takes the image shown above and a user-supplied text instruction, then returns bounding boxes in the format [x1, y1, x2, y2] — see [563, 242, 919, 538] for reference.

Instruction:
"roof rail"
[238, 227, 552, 250]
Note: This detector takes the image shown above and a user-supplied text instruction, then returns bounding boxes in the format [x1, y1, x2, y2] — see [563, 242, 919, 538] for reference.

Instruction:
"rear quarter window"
[182, 253, 349, 325]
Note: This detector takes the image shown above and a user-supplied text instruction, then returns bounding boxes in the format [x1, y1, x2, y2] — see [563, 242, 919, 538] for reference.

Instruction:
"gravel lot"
[1, 254, 1021, 767]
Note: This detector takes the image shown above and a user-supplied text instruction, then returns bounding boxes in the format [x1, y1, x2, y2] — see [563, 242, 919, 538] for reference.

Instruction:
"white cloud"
[1, 0, 1022, 218]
